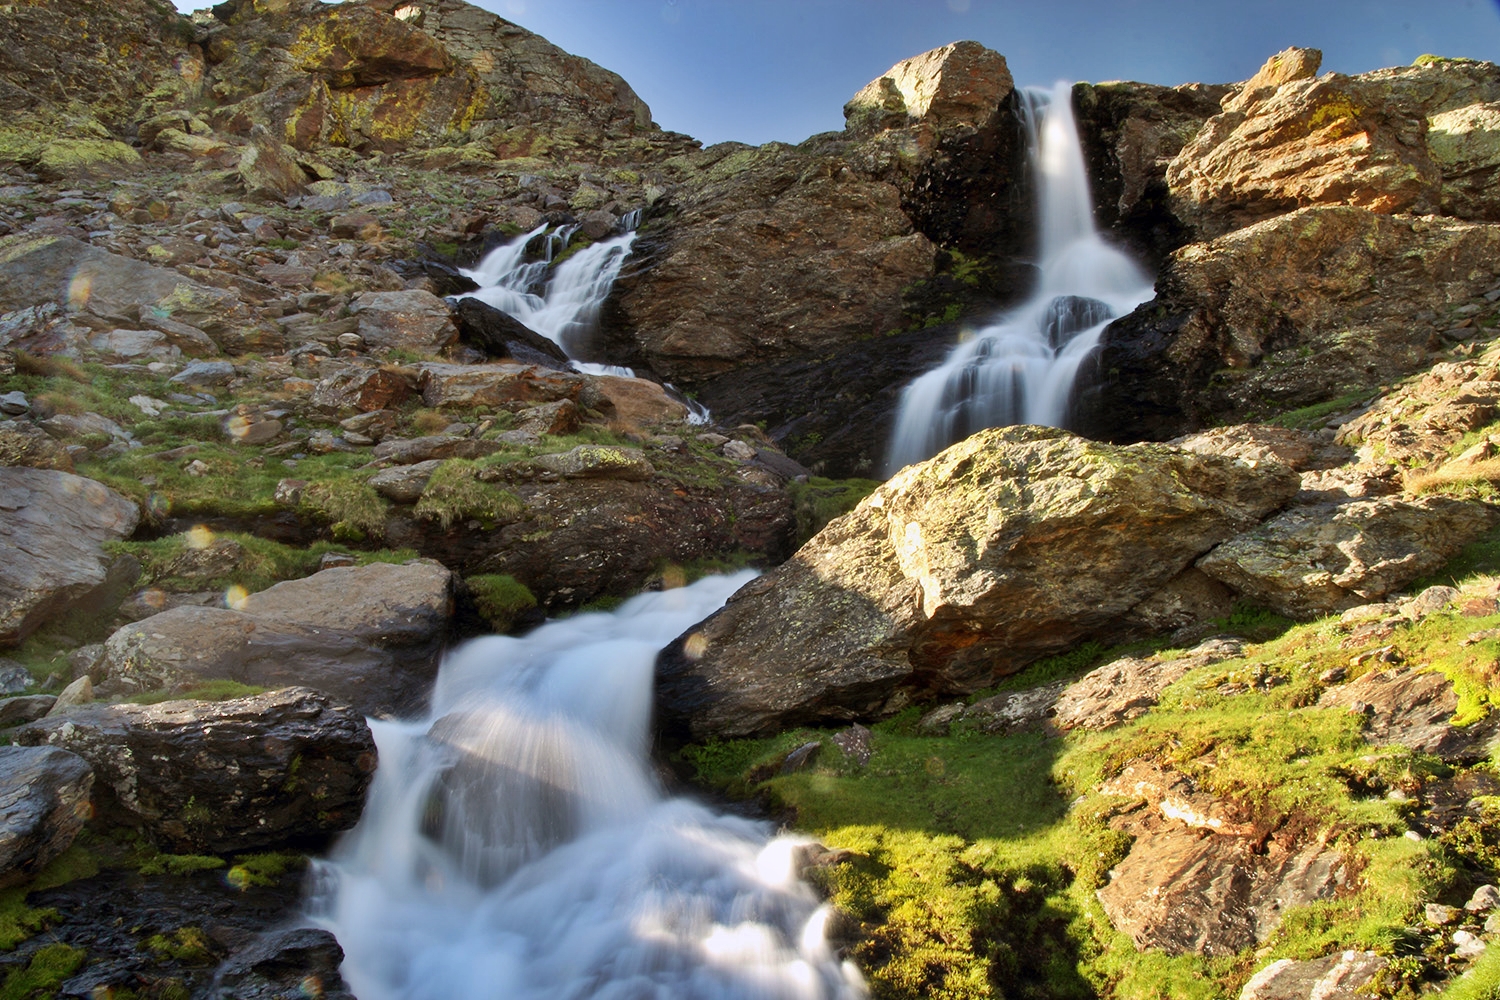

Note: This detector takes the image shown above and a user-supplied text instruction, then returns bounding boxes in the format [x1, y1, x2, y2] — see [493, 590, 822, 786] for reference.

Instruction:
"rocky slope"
[3, 4, 1500, 999]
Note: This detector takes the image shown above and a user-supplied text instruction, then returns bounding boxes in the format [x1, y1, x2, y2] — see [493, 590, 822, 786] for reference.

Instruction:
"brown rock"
[239, 126, 309, 201]
[1239, 951, 1386, 1000]
[592, 375, 689, 428]
[309, 366, 415, 413]
[656, 426, 1299, 739]
[1052, 638, 1244, 732]
[843, 41, 1013, 134]
[1318, 665, 1490, 759]
[350, 291, 459, 353]
[418, 362, 585, 408]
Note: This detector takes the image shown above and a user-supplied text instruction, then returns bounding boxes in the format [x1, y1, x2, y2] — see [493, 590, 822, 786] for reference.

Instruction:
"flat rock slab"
[1240, 950, 1386, 1000]
[0, 745, 92, 887]
[0, 467, 139, 645]
[1319, 665, 1490, 760]
[14, 687, 375, 853]
[1052, 638, 1244, 732]
[102, 562, 453, 716]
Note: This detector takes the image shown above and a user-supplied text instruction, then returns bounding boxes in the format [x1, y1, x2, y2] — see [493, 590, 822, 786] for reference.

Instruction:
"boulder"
[214, 928, 355, 1000]
[1197, 496, 1498, 620]
[0, 696, 54, 727]
[843, 41, 1013, 134]
[0, 421, 72, 472]
[350, 290, 460, 352]
[417, 362, 585, 408]
[1318, 666, 1489, 759]
[591, 375, 689, 427]
[13, 688, 375, 853]
[239, 126, 308, 201]
[1429, 101, 1500, 220]
[1076, 206, 1500, 442]
[0, 745, 92, 888]
[369, 459, 444, 503]
[371, 435, 503, 465]
[656, 426, 1298, 739]
[101, 562, 454, 715]
[451, 297, 570, 368]
[0, 235, 249, 346]
[533, 445, 654, 481]
[1167, 53, 1500, 235]
[308, 366, 415, 413]
[0, 468, 139, 646]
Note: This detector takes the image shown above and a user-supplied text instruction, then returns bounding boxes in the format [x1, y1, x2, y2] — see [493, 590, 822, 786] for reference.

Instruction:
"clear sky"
[173, 0, 1500, 147]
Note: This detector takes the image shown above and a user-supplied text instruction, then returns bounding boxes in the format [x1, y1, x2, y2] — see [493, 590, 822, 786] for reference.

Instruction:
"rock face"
[1197, 496, 1498, 619]
[1167, 52, 1500, 236]
[1076, 206, 1500, 441]
[656, 426, 1298, 738]
[102, 561, 454, 715]
[13, 688, 375, 853]
[0, 468, 140, 646]
[1096, 763, 1349, 957]
[0, 746, 93, 888]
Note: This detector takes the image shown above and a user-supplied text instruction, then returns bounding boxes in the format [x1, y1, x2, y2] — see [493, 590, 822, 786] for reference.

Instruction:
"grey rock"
[168, 360, 237, 387]
[1466, 884, 1500, 912]
[14, 688, 373, 853]
[0, 745, 92, 888]
[349, 290, 458, 352]
[0, 696, 56, 728]
[0, 468, 139, 645]
[0, 658, 30, 694]
[533, 445, 654, 481]
[0, 391, 27, 416]
[213, 927, 355, 1000]
[46, 676, 92, 715]
[369, 459, 443, 503]
[1427, 903, 1460, 925]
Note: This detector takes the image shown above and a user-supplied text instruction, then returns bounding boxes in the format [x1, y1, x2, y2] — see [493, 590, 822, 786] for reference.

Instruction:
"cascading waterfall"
[885, 81, 1155, 474]
[460, 222, 639, 370]
[311, 571, 866, 1000]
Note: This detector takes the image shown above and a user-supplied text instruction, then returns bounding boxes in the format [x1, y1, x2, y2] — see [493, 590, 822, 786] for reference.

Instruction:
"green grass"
[224, 851, 306, 891]
[135, 854, 225, 877]
[0, 845, 101, 950]
[1265, 391, 1370, 431]
[413, 460, 525, 530]
[0, 943, 85, 1000]
[108, 531, 419, 596]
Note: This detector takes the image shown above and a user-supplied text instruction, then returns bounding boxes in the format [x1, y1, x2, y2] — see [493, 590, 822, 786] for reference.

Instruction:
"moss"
[143, 927, 214, 964]
[108, 531, 418, 596]
[0, 844, 101, 950]
[0, 943, 86, 1000]
[225, 852, 306, 891]
[787, 476, 879, 547]
[465, 574, 537, 632]
[300, 479, 389, 542]
[413, 460, 525, 530]
[135, 854, 226, 877]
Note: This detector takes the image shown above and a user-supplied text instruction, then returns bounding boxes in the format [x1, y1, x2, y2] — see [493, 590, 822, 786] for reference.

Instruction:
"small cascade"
[313, 572, 865, 1000]
[885, 82, 1154, 474]
[460, 221, 638, 367]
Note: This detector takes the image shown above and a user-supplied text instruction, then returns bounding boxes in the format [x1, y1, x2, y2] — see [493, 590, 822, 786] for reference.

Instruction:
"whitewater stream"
[886, 81, 1155, 473]
[312, 572, 866, 1000]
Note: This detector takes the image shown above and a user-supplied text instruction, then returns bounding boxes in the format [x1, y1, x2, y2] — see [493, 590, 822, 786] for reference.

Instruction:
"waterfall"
[460, 222, 639, 373]
[885, 82, 1154, 474]
[312, 572, 866, 1000]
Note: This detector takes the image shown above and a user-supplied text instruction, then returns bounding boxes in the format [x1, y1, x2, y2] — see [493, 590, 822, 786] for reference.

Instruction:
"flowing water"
[313, 572, 866, 1000]
[885, 82, 1155, 474]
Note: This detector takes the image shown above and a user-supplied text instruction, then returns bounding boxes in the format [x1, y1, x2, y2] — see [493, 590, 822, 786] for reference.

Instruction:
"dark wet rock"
[1319, 665, 1492, 760]
[211, 927, 355, 1000]
[0, 745, 92, 888]
[452, 296, 570, 368]
[0, 468, 139, 646]
[0, 696, 54, 727]
[14, 687, 375, 853]
[656, 426, 1298, 739]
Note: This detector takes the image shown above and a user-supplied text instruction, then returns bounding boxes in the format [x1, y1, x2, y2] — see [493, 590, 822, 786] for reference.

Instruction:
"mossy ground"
[680, 534, 1500, 1000]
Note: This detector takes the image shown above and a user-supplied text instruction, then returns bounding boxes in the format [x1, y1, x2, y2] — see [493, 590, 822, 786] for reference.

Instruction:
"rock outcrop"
[0, 468, 140, 646]
[656, 426, 1298, 738]
[14, 687, 375, 852]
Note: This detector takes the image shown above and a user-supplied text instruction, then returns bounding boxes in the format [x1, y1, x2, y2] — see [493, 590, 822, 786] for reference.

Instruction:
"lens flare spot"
[225, 414, 253, 440]
[225, 585, 250, 610]
[186, 524, 215, 549]
[66, 270, 93, 308]
[683, 632, 708, 660]
[660, 565, 687, 590]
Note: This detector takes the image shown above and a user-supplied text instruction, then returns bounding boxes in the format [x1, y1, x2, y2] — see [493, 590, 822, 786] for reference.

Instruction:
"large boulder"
[1167, 52, 1500, 235]
[0, 236, 251, 352]
[656, 426, 1298, 738]
[13, 688, 375, 853]
[1197, 496, 1498, 620]
[0, 468, 139, 646]
[0, 746, 92, 888]
[101, 561, 454, 715]
[417, 361, 584, 407]
[1075, 206, 1500, 441]
[843, 41, 1012, 135]
[350, 290, 460, 353]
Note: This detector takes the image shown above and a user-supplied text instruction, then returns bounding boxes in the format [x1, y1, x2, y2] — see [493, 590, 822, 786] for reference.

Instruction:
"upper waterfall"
[885, 81, 1154, 475]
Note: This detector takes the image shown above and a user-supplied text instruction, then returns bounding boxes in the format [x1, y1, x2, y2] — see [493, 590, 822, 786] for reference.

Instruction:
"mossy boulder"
[34, 139, 142, 181]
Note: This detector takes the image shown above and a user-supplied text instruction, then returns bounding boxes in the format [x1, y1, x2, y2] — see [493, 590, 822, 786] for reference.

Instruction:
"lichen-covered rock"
[0, 468, 139, 646]
[1197, 496, 1498, 619]
[1076, 206, 1500, 441]
[13, 688, 375, 853]
[656, 426, 1298, 739]
[1429, 101, 1500, 220]
[1051, 638, 1244, 732]
[350, 290, 460, 352]
[1166, 53, 1500, 235]
[843, 41, 1012, 135]
[533, 445, 654, 481]
[0, 745, 92, 888]
[101, 562, 454, 715]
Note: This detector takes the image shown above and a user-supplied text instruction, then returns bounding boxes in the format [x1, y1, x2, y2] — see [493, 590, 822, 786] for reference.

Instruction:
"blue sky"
[173, 0, 1500, 146]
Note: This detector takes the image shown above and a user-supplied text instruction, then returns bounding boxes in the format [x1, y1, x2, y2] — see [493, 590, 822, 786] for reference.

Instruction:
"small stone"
[168, 361, 236, 387]
[1405, 829, 1424, 841]
[1486, 912, 1500, 934]
[46, 675, 92, 715]
[1404, 585, 1462, 619]
[1466, 884, 1500, 912]
[184, 459, 211, 477]
[128, 395, 166, 417]
[722, 439, 757, 462]
[1426, 902, 1459, 925]
[0, 696, 56, 728]
[0, 391, 28, 416]
[0, 659, 30, 695]
[779, 741, 821, 774]
[831, 724, 872, 766]
[318, 552, 358, 570]
[274, 478, 307, 505]
[696, 433, 729, 447]
[337, 332, 364, 350]
[917, 702, 965, 734]
[1453, 930, 1487, 959]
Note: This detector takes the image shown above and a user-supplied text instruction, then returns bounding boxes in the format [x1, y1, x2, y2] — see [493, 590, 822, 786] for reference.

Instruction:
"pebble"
[1466, 884, 1500, 912]
[1453, 930, 1487, 959]
[1426, 902, 1459, 925]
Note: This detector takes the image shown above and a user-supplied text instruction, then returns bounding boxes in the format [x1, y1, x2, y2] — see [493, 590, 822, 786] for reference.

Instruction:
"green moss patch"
[465, 574, 537, 632]
[788, 476, 879, 547]
[0, 943, 85, 1000]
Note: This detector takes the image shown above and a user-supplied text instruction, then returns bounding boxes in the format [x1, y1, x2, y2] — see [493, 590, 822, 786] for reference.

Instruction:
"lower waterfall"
[312, 571, 865, 1000]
